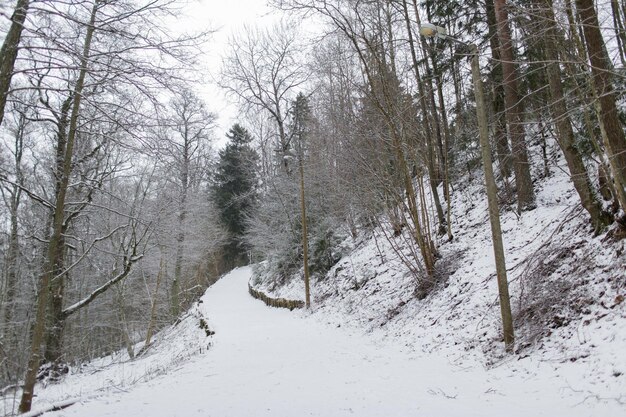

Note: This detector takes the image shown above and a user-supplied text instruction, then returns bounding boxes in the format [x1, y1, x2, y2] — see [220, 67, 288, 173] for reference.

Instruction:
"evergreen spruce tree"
[212, 124, 259, 268]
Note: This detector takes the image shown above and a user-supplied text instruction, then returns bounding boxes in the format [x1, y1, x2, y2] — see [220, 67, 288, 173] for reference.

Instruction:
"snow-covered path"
[46, 267, 618, 417]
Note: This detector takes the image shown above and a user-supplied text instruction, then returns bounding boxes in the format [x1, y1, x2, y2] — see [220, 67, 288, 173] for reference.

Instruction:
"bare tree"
[220, 22, 308, 156]
[8, 0, 213, 410]
[155, 88, 215, 316]
[19, 0, 99, 410]
[530, 0, 613, 232]
[274, 0, 438, 277]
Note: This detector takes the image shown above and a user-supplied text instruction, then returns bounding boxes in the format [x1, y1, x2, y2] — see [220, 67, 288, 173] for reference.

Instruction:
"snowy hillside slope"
[1, 296, 214, 416]
[252, 156, 626, 408]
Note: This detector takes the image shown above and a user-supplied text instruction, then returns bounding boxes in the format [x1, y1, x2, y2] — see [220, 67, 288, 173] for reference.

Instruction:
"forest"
[0, 0, 625, 414]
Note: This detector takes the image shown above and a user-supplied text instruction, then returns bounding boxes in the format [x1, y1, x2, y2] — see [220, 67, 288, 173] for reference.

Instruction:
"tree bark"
[43, 239, 66, 366]
[172, 123, 190, 318]
[485, 0, 513, 180]
[144, 257, 165, 349]
[575, 0, 626, 206]
[611, 0, 626, 66]
[0, 0, 30, 128]
[539, 0, 612, 233]
[116, 286, 135, 360]
[493, 0, 536, 212]
[42, 95, 72, 366]
[19, 1, 99, 412]
[410, 0, 447, 234]
[1, 110, 26, 343]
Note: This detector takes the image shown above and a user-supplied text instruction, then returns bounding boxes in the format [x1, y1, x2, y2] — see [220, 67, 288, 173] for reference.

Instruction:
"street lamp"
[281, 149, 311, 308]
[419, 24, 514, 350]
[419, 22, 447, 39]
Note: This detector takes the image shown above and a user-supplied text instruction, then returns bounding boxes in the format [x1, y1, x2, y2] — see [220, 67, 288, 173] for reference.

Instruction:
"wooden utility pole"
[419, 22, 515, 349]
[298, 154, 311, 308]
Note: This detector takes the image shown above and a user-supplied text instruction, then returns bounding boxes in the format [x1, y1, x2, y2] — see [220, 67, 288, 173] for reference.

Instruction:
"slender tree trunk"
[404, 0, 446, 235]
[336, 0, 436, 277]
[539, 0, 612, 232]
[433, 68, 454, 240]
[144, 257, 165, 349]
[19, 2, 98, 412]
[611, 0, 626, 66]
[383, 0, 398, 77]
[485, 0, 513, 181]
[172, 134, 190, 317]
[2, 112, 26, 342]
[575, 0, 626, 206]
[43, 239, 66, 366]
[3, 207, 19, 336]
[412, 0, 447, 233]
[398, 137, 436, 276]
[0, 0, 30, 128]
[1, 198, 20, 382]
[493, 0, 536, 212]
[116, 286, 134, 360]
[172, 236, 183, 317]
[42, 95, 72, 367]
[562, 0, 619, 210]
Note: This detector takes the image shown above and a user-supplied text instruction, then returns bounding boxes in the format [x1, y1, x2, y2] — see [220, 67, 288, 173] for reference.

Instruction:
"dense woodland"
[0, 0, 625, 413]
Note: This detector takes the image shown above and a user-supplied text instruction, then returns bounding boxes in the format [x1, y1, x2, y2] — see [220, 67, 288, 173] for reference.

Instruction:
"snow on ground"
[253, 157, 626, 413]
[3, 157, 624, 416]
[12, 267, 626, 416]
[1, 298, 214, 416]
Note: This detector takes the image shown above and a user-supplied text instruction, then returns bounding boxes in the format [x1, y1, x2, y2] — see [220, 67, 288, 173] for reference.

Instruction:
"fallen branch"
[20, 398, 79, 417]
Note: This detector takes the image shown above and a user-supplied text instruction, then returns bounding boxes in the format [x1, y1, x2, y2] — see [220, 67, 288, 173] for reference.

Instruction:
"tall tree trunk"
[333, 0, 437, 277]
[3, 205, 19, 337]
[172, 131, 190, 317]
[116, 286, 134, 359]
[0, 0, 30, 128]
[493, 0, 536, 212]
[144, 256, 165, 349]
[404, 0, 447, 235]
[432, 63, 454, 240]
[42, 95, 72, 367]
[485, 0, 513, 181]
[43, 239, 67, 366]
[2, 111, 26, 343]
[396, 134, 436, 276]
[19, 1, 98, 412]
[611, 0, 626, 66]
[575, 0, 626, 208]
[562, 0, 620, 210]
[539, 0, 612, 233]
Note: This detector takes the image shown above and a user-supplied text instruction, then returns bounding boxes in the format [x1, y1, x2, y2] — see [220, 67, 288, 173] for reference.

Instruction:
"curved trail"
[47, 267, 599, 416]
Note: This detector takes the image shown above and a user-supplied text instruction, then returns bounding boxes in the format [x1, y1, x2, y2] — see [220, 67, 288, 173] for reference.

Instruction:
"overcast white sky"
[180, 0, 282, 142]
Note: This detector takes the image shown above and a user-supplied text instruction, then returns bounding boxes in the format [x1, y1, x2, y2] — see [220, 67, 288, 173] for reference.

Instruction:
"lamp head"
[419, 23, 447, 39]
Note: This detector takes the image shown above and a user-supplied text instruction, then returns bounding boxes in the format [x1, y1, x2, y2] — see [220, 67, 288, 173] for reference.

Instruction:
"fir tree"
[212, 124, 259, 268]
